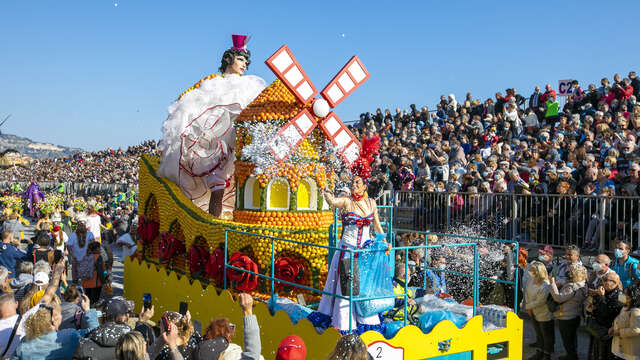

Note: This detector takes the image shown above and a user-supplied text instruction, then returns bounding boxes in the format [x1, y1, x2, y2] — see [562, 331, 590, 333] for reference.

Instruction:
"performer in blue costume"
[311, 136, 392, 333]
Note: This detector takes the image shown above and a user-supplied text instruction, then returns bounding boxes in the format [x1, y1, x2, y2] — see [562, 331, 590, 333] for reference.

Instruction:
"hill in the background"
[0, 133, 83, 160]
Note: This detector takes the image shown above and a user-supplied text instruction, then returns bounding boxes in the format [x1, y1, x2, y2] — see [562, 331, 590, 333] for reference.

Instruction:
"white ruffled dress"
[158, 74, 266, 212]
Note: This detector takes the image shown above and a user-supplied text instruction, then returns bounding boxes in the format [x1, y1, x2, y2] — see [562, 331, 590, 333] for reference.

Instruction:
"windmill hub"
[312, 98, 330, 118]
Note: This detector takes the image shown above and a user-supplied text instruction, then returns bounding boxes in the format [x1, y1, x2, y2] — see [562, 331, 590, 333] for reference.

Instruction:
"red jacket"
[540, 89, 556, 103]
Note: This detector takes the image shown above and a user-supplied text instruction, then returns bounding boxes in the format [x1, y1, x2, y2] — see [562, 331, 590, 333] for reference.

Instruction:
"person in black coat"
[585, 271, 624, 360]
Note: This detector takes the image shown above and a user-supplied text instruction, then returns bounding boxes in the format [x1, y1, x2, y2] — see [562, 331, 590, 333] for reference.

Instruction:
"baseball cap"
[34, 272, 49, 286]
[539, 245, 554, 257]
[276, 335, 307, 360]
[194, 337, 229, 360]
[105, 297, 130, 318]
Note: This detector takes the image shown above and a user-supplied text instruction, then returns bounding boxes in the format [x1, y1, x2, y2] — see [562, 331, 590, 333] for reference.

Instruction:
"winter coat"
[71, 322, 131, 360]
[12, 309, 99, 360]
[151, 332, 202, 360]
[0, 243, 28, 274]
[612, 307, 640, 358]
[9, 274, 33, 303]
[59, 302, 86, 331]
[549, 280, 587, 320]
[524, 279, 552, 322]
[590, 288, 623, 329]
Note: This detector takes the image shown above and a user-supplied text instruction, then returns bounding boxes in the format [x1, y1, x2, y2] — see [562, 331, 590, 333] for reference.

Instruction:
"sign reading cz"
[558, 79, 574, 96]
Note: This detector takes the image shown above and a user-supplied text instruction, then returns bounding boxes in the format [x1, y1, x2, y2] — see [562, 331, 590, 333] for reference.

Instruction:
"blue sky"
[1, 1, 639, 151]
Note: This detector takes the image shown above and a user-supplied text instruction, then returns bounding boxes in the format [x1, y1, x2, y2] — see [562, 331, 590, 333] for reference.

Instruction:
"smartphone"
[179, 301, 188, 316]
[161, 316, 170, 333]
[77, 286, 85, 295]
[53, 250, 64, 264]
[143, 293, 152, 311]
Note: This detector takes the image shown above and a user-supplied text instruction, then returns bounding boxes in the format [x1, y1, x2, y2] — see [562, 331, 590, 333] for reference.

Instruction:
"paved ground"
[521, 311, 590, 359]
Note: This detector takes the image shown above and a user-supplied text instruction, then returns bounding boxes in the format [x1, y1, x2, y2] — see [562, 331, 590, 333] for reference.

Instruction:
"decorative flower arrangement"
[274, 256, 306, 292]
[0, 195, 23, 214]
[73, 198, 86, 212]
[37, 201, 54, 216]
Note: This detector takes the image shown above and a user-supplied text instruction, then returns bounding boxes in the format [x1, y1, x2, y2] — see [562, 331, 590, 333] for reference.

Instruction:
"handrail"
[224, 228, 482, 332]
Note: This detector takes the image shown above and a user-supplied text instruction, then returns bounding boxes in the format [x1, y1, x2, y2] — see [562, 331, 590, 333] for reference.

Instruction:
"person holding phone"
[149, 310, 202, 360]
[73, 297, 154, 360]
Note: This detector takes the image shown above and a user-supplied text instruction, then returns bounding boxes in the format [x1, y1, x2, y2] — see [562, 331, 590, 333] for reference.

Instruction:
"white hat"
[34, 272, 49, 286]
[0, 267, 10, 283]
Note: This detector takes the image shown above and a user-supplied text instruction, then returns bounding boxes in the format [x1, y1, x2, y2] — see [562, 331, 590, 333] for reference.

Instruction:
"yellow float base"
[124, 258, 522, 359]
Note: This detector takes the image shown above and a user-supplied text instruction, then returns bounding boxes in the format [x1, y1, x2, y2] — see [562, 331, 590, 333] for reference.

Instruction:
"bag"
[546, 294, 559, 313]
[339, 255, 359, 296]
[354, 240, 395, 318]
[584, 315, 610, 340]
[78, 254, 95, 280]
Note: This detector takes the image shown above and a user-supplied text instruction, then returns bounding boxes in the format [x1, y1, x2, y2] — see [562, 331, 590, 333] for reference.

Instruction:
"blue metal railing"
[222, 202, 518, 332]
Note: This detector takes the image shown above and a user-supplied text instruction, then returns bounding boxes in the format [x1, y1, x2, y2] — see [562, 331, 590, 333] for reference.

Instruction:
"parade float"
[127, 43, 523, 359]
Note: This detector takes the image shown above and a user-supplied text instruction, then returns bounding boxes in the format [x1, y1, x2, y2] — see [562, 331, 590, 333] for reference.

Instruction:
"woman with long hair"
[13, 300, 98, 359]
[116, 331, 148, 360]
[67, 221, 95, 282]
[524, 261, 554, 360]
[324, 334, 370, 360]
[150, 310, 201, 360]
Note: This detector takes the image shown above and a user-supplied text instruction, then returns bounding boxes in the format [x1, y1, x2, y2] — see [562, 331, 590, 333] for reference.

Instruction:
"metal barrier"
[0, 181, 135, 198]
[223, 228, 482, 332]
[395, 191, 640, 251]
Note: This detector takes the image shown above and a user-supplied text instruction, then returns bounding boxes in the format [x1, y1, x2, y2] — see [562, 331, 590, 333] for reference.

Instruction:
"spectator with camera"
[13, 295, 97, 359]
[72, 296, 154, 360]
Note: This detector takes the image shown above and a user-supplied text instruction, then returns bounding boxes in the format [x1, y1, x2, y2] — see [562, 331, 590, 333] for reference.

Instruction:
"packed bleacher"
[358, 72, 640, 252]
[0, 140, 157, 185]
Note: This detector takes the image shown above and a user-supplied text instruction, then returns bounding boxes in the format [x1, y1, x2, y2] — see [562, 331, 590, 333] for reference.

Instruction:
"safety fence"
[394, 191, 640, 251]
[223, 204, 520, 332]
[0, 181, 135, 198]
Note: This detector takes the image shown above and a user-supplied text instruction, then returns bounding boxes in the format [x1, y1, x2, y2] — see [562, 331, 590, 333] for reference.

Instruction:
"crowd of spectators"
[359, 72, 640, 251]
[0, 141, 157, 185]
[359, 71, 640, 199]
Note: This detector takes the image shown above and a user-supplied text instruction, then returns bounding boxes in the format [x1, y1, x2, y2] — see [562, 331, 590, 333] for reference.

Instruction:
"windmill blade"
[268, 109, 317, 162]
[320, 56, 370, 108]
[318, 112, 361, 164]
[265, 45, 318, 105]
[0, 114, 11, 128]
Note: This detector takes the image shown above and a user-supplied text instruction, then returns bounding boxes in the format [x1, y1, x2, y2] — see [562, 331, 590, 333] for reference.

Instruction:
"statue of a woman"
[158, 35, 266, 218]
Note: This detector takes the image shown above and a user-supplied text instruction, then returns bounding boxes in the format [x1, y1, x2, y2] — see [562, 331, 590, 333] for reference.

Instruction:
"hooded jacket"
[9, 274, 33, 303]
[71, 322, 131, 360]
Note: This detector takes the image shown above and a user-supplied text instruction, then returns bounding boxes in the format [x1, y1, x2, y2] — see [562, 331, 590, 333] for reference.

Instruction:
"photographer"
[73, 297, 154, 360]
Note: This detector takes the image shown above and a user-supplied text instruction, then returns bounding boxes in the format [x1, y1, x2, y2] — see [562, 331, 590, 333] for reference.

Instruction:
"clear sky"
[1, 1, 639, 151]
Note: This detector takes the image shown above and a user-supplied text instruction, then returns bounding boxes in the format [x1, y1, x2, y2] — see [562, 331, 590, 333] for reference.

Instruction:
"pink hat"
[539, 245, 554, 256]
[231, 34, 248, 51]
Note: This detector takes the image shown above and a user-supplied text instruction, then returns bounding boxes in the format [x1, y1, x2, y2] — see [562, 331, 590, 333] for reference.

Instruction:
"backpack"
[78, 254, 95, 280]
[187, 244, 209, 276]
